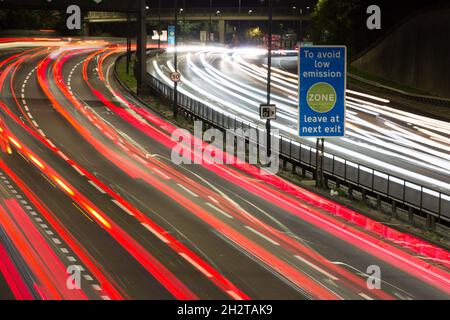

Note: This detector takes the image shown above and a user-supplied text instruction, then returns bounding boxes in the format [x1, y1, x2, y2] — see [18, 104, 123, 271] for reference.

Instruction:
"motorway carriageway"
[148, 46, 450, 197]
[0, 38, 449, 300]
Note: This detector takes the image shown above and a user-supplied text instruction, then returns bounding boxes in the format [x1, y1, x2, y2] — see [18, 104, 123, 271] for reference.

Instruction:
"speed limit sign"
[170, 71, 181, 83]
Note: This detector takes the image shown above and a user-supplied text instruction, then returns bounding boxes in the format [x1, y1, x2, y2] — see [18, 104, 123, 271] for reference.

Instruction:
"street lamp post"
[158, 0, 161, 49]
[266, 0, 273, 158]
[181, 0, 186, 45]
[136, 0, 148, 95]
[209, 0, 212, 42]
[126, 11, 131, 74]
[299, 8, 303, 43]
[173, 0, 178, 118]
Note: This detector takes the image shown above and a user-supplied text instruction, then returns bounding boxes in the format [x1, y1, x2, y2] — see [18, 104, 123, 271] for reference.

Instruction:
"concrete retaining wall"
[352, 9, 450, 98]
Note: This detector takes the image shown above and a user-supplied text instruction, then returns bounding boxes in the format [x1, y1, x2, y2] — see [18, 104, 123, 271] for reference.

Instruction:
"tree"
[0, 9, 64, 32]
[310, 0, 372, 58]
[309, 0, 448, 59]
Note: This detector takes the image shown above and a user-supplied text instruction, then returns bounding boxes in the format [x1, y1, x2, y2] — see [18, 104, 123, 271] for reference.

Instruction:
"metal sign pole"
[316, 138, 325, 188]
[266, 0, 273, 158]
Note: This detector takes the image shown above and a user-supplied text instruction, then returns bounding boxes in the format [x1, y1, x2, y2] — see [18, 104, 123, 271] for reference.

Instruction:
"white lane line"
[76, 265, 85, 272]
[179, 253, 213, 278]
[84, 275, 93, 281]
[358, 293, 374, 300]
[104, 132, 115, 140]
[208, 196, 219, 203]
[92, 284, 101, 291]
[46, 140, 56, 148]
[152, 168, 170, 180]
[111, 199, 135, 216]
[245, 226, 279, 246]
[57, 151, 69, 161]
[132, 154, 147, 165]
[205, 202, 233, 219]
[141, 223, 170, 244]
[88, 180, 106, 194]
[176, 183, 198, 197]
[60, 248, 69, 254]
[226, 290, 243, 300]
[52, 238, 62, 245]
[72, 165, 85, 176]
[294, 255, 339, 281]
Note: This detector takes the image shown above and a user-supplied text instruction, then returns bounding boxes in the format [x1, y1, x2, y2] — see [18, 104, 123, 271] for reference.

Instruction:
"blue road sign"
[298, 46, 346, 137]
[168, 25, 176, 46]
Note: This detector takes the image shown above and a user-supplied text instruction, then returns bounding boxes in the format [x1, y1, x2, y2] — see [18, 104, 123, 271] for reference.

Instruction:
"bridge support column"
[82, 20, 90, 36]
[136, 0, 150, 95]
[218, 19, 225, 44]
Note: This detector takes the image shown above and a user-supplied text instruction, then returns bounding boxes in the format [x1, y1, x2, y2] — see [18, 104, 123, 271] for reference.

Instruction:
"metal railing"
[144, 71, 450, 223]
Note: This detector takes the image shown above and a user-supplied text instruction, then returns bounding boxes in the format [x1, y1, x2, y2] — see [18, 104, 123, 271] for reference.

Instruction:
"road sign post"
[170, 72, 181, 83]
[172, 0, 178, 118]
[266, 0, 273, 158]
[298, 45, 347, 188]
[168, 25, 176, 47]
[259, 104, 277, 120]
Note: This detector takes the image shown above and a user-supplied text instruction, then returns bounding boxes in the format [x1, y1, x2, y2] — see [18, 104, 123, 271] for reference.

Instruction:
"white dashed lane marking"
[205, 202, 233, 219]
[0, 170, 109, 299]
[176, 183, 198, 198]
[294, 255, 339, 281]
[111, 199, 135, 216]
[245, 226, 280, 246]
[88, 180, 106, 194]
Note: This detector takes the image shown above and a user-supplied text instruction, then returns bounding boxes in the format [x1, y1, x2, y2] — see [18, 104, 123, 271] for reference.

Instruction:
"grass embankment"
[116, 56, 137, 93]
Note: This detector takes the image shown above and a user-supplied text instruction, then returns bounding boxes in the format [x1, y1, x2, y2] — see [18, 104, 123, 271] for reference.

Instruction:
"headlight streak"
[3, 40, 449, 300]
[151, 46, 450, 192]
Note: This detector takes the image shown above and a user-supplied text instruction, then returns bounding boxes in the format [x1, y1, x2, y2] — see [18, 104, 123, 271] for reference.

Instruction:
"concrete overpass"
[0, 0, 139, 12]
[86, 8, 311, 43]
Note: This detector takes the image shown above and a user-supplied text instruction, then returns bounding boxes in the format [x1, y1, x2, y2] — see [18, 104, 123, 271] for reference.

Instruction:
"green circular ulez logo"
[306, 82, 337, 113]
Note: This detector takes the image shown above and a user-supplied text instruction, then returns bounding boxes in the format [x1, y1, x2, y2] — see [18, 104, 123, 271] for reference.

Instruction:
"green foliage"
[0, 9, 64, 31]
[177, 21, 204, 40]
[309, 0, 446, 59]
[310, 0, 375, 58]
[116, 56, 137, 93]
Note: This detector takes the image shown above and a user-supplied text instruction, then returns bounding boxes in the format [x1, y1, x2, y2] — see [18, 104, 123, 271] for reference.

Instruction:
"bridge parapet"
[86, 8, 311, 22]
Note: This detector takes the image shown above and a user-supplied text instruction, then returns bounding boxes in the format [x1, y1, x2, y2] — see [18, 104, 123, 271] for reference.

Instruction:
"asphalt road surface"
[148, 47, 450, 196]
[0, 38, 449, 300]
